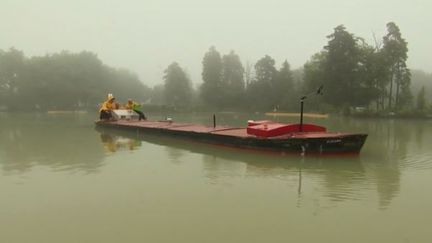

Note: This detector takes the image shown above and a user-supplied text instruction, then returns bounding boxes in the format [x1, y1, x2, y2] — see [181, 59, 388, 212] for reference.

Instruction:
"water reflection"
[94, 125, 402, 209]
[165, 147, 186, 164]
[2, 112, 431, 212]
[100, 133, 141, 152]
[0, 113, 106, 174]
[94, 117, 432, 211]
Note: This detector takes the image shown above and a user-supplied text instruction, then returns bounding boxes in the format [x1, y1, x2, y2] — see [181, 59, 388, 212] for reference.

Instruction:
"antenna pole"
[300, 98, 304, 132]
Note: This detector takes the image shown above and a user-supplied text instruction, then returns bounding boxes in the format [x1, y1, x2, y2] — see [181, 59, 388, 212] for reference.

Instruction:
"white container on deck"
[112, 109, 139, 120]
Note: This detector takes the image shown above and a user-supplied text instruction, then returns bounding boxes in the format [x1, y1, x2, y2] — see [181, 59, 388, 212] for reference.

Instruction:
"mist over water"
[1, 1, 432, 242]
[1, 112, 432, 242]
[1, 0, 431, 85]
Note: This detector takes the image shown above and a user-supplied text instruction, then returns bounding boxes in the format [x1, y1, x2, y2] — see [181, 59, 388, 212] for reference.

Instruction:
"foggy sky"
[1, 0, 430, 86]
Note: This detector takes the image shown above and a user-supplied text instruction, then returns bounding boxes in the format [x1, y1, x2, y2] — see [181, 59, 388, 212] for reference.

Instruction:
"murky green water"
[1, 112, 432, 243]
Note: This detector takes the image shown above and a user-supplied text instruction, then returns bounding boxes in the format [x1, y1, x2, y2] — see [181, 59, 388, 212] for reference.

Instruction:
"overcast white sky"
[1, 0, 430, 87]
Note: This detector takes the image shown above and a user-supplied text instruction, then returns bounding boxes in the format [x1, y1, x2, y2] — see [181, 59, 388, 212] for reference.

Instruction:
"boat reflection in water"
[95, 126, 400, 209]
[99, 133, 142, 152]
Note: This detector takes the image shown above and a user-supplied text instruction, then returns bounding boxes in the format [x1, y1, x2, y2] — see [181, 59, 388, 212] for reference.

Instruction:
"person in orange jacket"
[99, 94, 116, 120]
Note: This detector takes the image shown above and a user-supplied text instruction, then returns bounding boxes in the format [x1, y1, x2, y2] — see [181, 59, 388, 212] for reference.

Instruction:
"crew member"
[99, 94, 116, 120]
[125, 99, 147, 121]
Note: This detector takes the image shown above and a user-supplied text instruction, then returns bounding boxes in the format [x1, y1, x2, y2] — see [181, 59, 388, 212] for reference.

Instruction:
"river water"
[1, 112, 431, 243]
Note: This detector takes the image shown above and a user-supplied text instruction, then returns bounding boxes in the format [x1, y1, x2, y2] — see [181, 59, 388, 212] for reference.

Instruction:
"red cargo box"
[247, 123, 326, 137]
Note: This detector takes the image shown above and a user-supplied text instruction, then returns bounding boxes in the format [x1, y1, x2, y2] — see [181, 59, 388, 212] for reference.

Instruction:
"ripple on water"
[400, 152, 432, 170]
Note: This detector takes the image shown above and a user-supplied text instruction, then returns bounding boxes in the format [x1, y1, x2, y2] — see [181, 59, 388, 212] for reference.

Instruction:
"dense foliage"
[200, 46, 223, 108]
[0, 49, 151, 111]
[194, 22, 422, 114]
[1, 22, 430, 115]
[246, 56, 297, 111]
[303, 22, 414, 113]
[163, 62, 193, 108]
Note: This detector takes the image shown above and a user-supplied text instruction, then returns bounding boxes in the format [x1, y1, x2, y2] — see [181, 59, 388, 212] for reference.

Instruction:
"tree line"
[162, 48, 298, 111]
[162, 22, 430, 114]
[0, 49, 151, 111]
[1, 22, 430, 114]
[303, 23, 411, 113]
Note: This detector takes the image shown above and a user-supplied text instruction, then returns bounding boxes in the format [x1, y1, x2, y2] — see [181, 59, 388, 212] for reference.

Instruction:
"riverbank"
[349, 111, 432, 119]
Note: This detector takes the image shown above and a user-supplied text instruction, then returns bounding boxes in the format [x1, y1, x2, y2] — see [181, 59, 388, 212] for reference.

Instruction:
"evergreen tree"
[221, 50, 245, 108]
[246, 55, 277, 110]
[416, 86, 426, 111]
[371, 48, 390, 111]
[322, 25, 360, 107]
[254, 55, 277, 85]
[163, 62, 192, 107]
[274, 60, 295, 110]
[383, 22, 411, 110]
[200, 46, 222, 108]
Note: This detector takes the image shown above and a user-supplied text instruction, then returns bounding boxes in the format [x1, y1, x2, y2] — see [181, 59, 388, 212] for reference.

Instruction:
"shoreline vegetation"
[349, 111, 432, 119]
[32, 108, 432, 120]
[1, 22, 431, 117]
[2, 100, 431, 120]
[265, 112, 329, 119]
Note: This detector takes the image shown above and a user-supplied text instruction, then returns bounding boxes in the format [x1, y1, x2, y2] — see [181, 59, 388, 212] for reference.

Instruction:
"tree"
[356, 42, 384, 108]
[301, 52, 328, 111]
[383, 22, 411, 110]
[416, 86, 426, 111]
[371, 48, 390, 111]
[200, 46, 223, 108]
[221, 50, 245, 108]
[254, 55, 277, 85]
[0, 48, 151, 111]
[0, 48, 25, 106]
[303, 52, 326, 93]
[274, 60, 295, 110]
[244, 61, 254, 88]
[322, 25, 360, 108]
[246, 55, 277, 110]
[163, 62, 192, 107]
[302, 25, 397, 111]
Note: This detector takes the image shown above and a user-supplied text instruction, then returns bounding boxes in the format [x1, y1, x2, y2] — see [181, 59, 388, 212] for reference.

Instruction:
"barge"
[95, 111, 367, 155]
